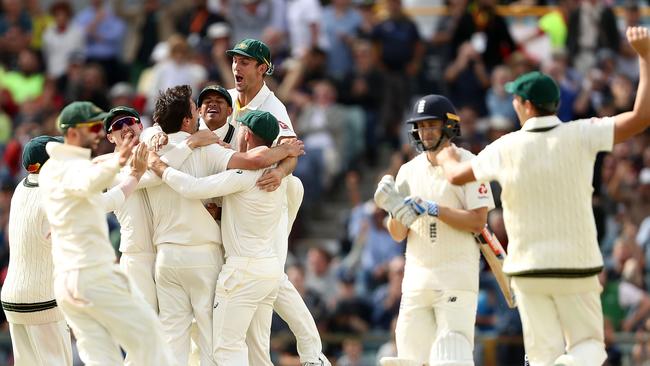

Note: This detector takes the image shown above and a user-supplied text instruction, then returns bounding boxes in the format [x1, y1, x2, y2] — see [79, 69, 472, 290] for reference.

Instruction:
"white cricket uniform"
[162, 166, 284, 366]
[394, 150, 494, 365]
[98, 145, 194, 315]
[39, 142, 174, 366]
[471, 116, 613, 366]
[146, 132, 235, 366]
[228, 84, 325, 364]
[1, 174, 72, 366]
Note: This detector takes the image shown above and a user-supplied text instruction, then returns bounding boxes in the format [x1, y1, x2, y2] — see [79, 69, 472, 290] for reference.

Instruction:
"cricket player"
[146, 85, 304, 366]
[1, 136, 72, 366]
[149, 110, 286, 365]
[227, 38, 330, 366]
[374, 95, 494, 366]
[39, 101, 174, 365]
[436, 27, 650, 366]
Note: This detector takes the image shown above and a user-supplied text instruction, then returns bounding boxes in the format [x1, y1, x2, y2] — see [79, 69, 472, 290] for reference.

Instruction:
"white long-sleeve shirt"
[471, 116, 614, 276]
[146, 132, 235, 247]
[163, 167, 282, 258]
[39, 143, 123, 275]
[1, 174, 65, 324]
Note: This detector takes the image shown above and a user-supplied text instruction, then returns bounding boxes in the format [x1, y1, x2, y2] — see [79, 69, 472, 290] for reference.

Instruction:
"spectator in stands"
[371, 0, 423, 148]
[0, 0, 32, 66]
[337, 40, 384, 165]
[358, 206, 403, 295]
[287, 0, 322, 59]
[145, 34, 207, 113]
[204, 23, 234, 88]
[42, 1, 84, 81]
[541, 48, 580, 122]
[227, 0, 286, 50]
[74, 0, 127, 85]
[450, 0, 516, 71]
[486, 65, 517, 123]
[25, 0, 52, 50]
[337, 337, 372, 366]
[444, 41, 490, 116]
[328, 271, 372, 335]
[305, 247, 339, 301]
[566, 0, 619, 75]
[0, 48, 45, 104]
[371, 256, 403, 330]
[176, 0, 227, 49]
[115, 0, 177, 83]
[321, 0, 362, 79]
[287, 263, 328, 329]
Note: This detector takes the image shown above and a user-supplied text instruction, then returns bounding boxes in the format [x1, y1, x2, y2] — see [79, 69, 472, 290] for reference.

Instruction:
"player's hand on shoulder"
[147, 151, 168, 177]
[151, 131, 168, 152]
[281, 138, 305, 157]
[187, 129, 220, 149]
[257, 168, 283, 192]
[627, 26, 650, 58]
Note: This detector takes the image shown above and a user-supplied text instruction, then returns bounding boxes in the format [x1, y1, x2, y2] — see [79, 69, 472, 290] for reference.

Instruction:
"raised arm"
[226, 139, 304, 170]
[614, 27, 650, 144]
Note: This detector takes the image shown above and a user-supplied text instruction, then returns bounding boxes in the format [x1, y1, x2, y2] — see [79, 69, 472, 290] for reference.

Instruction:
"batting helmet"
[406, 94, 460, 152]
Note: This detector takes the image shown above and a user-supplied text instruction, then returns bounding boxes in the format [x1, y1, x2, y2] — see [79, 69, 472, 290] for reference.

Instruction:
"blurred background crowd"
[0, 0, 649, 365]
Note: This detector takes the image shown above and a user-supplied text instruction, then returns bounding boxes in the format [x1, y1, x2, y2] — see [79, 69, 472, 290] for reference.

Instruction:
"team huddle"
[1, 39, 330, 366]
[2, 26, 650, 366]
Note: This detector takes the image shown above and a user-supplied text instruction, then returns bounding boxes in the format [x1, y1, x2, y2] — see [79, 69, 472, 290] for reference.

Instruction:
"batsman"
[374, 95, 494, 366]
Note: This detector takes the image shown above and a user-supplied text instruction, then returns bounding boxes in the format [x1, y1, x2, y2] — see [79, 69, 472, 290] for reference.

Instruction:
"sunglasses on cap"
[109, 116, 140, 133]
[75, 121, 104, 134]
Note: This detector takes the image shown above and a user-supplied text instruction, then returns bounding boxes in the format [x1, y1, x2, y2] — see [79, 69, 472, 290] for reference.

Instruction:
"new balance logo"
[448, 297, 457, 303]
[213, 302, 219, 309]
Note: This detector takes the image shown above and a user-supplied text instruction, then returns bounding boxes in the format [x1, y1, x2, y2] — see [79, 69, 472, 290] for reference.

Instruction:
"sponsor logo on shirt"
[478, 183, 489, 198]
[236, 170, 243, 174]
[278, 121, 290, 131]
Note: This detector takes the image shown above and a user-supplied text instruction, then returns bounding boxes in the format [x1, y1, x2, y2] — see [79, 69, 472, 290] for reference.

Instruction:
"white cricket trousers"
[155, 243, 223, 366]
[247, 274, 324, 364]
[119, 252, 157, 312]
[212, 256, 282, 365]
[53, 264, 174, 366]
[511, 276, 607, 366]
[395, 289, 477, 365]
[9, 320, 72, 366]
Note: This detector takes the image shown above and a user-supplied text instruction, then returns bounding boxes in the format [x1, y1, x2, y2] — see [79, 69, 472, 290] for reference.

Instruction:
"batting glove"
[405, 196, 439, 217]
[374, 175, 403, 214]
[374, 175, 419, 227]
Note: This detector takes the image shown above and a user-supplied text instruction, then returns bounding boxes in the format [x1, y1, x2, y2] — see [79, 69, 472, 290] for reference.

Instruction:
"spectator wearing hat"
[0, 135, 73, 366]
[437, 27, 650, 366]
[39, 101, 174, 365]
[205, 22, 234, 88]
[73, 0, 128, 86]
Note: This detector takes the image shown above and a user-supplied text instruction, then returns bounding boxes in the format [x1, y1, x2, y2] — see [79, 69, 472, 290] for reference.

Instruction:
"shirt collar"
[520, 115, 562, 131]
[45, 141, 91, 160]
[236, 83, 271, 111]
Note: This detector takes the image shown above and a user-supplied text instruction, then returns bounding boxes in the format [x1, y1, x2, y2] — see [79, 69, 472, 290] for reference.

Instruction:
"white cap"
[639, 167, 650, 185]
[489, 115, 513, 131]
[150, 42, 169, 63]
[109, 82, 134, 99]
[207, 22, 231, 39]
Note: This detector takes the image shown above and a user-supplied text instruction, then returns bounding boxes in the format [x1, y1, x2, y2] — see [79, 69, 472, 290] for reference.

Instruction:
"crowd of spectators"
[0, 0, 649, 365]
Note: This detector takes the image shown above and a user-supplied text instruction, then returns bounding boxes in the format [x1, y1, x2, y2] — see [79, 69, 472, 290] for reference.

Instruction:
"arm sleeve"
[160, 140, 193, 169]
[471, 139, 503, 182]
[203, 144, 237, 174]
[65, 155, 122, 196]
[460, 151, 495, 210]
[579, 117, 615, 155]
[162, 168, 255, 199]
[100, 183, 127, 212]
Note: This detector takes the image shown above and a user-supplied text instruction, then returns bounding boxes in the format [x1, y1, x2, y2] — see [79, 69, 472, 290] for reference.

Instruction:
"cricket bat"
[475, 227, 516, 308]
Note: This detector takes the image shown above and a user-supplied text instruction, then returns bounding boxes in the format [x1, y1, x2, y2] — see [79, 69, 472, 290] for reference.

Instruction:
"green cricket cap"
[227, 39, 273, 74]
[103, 106, 141, 133]
[505, 71, 560, 107]
[22, 135, 63, 173]
[197, 85, 233, 108]
[57, 101, 109, 130]
[237, 110, 279, 144]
